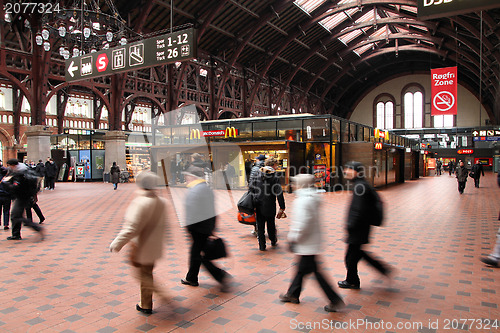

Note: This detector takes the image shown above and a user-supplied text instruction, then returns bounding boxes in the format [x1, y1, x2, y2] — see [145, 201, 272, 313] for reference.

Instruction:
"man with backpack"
[2, 159, 44, 241]
[338, 161, 390, 289]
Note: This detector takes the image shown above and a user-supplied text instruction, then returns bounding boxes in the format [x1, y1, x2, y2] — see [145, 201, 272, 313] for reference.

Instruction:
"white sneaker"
[251, 230, 257, 237]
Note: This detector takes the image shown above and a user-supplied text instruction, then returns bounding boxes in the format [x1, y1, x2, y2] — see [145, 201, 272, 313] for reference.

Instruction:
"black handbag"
[204, 237, 227, 260]
[237, 190, 254, 214]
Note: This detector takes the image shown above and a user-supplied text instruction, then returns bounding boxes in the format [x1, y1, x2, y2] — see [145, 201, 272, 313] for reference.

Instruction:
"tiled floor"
[0, 173, 498, 332]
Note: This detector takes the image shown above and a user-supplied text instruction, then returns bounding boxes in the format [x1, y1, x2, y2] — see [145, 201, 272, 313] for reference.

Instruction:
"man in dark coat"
[0, 160, 11, 230]
[470, 160, 485, 188]
[455, 160, 468, 194]
[250, 157, 285, 251]
[44, 158, 58, 190]
[480, 172, 500, 267]
[3, 159, 44, 240]
[181, 165, 230, 291]
[247, 155, 267, 237]
[448, 161, 454, 176]
[338, 161, 390, 289]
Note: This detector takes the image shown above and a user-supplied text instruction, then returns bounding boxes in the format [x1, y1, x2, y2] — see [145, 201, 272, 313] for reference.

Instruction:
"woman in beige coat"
[110, 171, 167, 314]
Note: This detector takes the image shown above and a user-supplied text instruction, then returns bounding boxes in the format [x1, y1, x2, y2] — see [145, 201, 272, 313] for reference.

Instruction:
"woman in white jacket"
[110, 171, 168, 314]
[279, 174, 345, 312]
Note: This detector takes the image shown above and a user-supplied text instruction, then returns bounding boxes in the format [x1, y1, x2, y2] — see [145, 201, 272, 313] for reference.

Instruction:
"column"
[105, 131, 127, 174]
[25, 125, 52, 163]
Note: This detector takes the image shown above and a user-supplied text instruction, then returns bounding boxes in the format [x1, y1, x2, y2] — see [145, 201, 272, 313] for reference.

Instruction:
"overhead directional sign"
[418, 0, 500, 20]
[65, 27, 197, 82]
[472, 129, 500, 137]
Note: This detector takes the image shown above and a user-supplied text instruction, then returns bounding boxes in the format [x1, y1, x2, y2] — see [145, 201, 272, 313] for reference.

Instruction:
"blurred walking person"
[279, 174, 345, 312]
[3, 159, 44, 241]
[480, 172, 500, 268]
[180, 165, 230, 291]
[110, 171, 168, 314]
[338, 161, 390, 289]
[0, 161, 11, 230]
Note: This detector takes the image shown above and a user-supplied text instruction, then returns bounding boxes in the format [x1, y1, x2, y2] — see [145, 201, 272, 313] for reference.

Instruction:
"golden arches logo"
[190, 129, 201, 140]
[225, 127, 237, 138]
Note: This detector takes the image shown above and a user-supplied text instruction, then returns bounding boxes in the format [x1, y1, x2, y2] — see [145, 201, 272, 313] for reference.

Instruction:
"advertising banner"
[431, 66, 457, 116]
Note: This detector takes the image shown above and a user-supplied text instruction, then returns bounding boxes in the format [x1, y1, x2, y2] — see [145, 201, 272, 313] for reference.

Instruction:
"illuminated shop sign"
[457, 149, 473, 154]
[189, 127, 239, 139]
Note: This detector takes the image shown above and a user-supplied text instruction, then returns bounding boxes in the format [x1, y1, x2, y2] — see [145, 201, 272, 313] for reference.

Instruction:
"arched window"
[376, 101, 394, 129]
[403, 87, 424, 129]
[8, 115, 13, 123]
[2, 115, 6, 123]
[0, 141, 2, 161]
[0, 92, 5, 110]
[374, 94, 395, 129]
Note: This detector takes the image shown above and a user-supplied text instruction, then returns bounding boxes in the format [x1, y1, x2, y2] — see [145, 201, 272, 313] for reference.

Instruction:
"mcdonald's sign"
[375, 142, 383, 150]
[224, 127, 238, 138]
[190, 129, 202, 140]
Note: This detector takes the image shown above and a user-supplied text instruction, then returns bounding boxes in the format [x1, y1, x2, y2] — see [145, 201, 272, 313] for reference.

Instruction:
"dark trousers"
[26, 202, 45, 223]
[256, 212, 277, 250]
[458, 181, 466, 194]
[287, 255, 342, 303]
[11, 199, 42, 238]
[46, 177, 55, 189]
[345, 244, 388, 285]
[474, 177, 480, 188]
[186, 231, 225, 283]
[0, 197, 11, 226]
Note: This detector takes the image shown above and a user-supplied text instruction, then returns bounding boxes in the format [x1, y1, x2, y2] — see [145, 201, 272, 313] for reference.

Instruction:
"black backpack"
[371, 189, 384, 226]
[18, 169, 41, 197]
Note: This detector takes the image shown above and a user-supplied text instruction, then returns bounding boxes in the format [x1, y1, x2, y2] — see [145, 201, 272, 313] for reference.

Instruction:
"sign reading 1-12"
[65, 27, 197, 82]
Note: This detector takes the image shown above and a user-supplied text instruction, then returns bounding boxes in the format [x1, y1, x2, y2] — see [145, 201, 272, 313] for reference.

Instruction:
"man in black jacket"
[180, 165, 230, 291]
[338, 161, 390, 289]
[250, 157, 285, 251]
[3, 159, 44, 241]
[44, 158, 58, 190]
[470, 160, 485, 188]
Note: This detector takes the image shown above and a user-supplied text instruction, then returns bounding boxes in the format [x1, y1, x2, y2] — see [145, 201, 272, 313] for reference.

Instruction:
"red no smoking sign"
[431, 66, 457, 116]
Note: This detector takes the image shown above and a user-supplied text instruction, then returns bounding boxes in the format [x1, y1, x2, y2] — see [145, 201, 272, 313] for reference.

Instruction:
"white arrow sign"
[67, 61, 78, 78]
[472, 131, 478, 136]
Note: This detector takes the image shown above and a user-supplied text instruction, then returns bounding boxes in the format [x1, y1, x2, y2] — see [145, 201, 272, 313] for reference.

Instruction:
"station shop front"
[50, 130, 152, 181]
[151, 114, 419, 189]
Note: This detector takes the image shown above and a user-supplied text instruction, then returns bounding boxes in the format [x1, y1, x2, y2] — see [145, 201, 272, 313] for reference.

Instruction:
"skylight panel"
[294, 0, 327, 14]
[370, 26, 389, 39]
[319, 11, 348, 31]
[355, 10, 381, 24]
[339, 28, 363, 44]
[354, 43, 373, 56]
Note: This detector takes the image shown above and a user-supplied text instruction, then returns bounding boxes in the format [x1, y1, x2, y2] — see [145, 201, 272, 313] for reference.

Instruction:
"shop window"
[403, 88, 423, 129]
[253, 121, 277, 140]
[331, 118, 340, 143]
[278, 120, 302, 141]
[304, 118, 329, 142]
